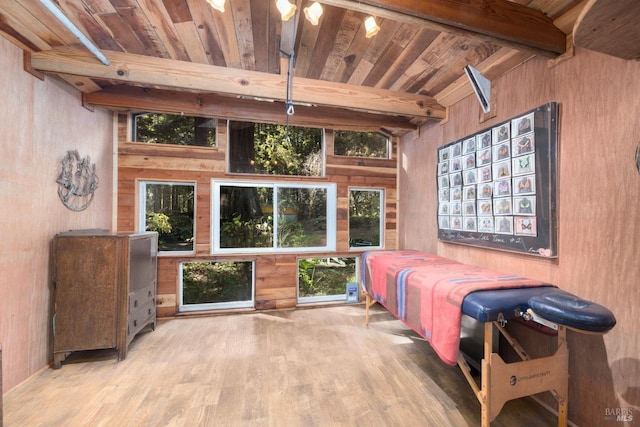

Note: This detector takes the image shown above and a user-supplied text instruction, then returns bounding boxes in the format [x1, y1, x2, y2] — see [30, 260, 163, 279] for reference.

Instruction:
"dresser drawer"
[128, 289, 156, 338]
[128, 288, 155, 312]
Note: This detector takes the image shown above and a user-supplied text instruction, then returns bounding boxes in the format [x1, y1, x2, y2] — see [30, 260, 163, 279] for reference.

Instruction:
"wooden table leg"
[481, 322, 493, 427]
[365, 294, 379, 326]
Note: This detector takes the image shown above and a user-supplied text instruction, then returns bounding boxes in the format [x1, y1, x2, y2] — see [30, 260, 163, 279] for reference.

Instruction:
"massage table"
[361, 250, 616, 427]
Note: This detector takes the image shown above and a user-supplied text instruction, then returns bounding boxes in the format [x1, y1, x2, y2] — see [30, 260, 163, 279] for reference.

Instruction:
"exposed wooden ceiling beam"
[83, 85, 418, 133]
[317, 0, 567, 57]
[573, 0, 640, 60]
[30, 46, 445, 120]
[435, 47, 534, 108]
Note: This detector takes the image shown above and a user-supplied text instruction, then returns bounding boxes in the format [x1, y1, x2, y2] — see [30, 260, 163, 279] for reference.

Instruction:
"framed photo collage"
[436, 102, 559, 257]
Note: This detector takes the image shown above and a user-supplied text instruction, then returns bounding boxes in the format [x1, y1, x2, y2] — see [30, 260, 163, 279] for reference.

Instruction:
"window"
[334, 130, 389, 158]
[228, 120, 323, 176]
[298, 257, 357, 303]
[349, 188, 384, 249]
[132, 113, 216, 147]
[180, 260, 254, 311]
[139, 181, 195, 254]
[213, 181, 336, 253]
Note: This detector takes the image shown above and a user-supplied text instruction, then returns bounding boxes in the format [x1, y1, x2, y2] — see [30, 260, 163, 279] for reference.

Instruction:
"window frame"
[297, 256, 359, 304]
[212, 180, 337, 254]
[138, 180, 196, 256]
[348, 187, 385, 251]
[333, 130, 390, 159]
[131, 112, 217, 147]
[226, 120, 326, 176]
[178, 260, 255, 312]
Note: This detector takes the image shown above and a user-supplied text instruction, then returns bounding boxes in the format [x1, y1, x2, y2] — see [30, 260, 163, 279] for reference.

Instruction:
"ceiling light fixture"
[303, 2, 323, 25]
[276, 0, 297, 21]
[206, 0, 226, 13]
[364, 16, 381, 38]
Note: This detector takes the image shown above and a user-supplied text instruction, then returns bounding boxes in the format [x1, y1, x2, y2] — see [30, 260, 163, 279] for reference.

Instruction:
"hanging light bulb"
[276, 0, 297, 21]
[303, 2, 323, 25]
[206, 0, 226, 13]
[364, 16, 381, 38]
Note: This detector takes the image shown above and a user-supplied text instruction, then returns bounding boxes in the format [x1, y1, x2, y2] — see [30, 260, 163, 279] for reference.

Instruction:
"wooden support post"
[477, 321, 569, 427]
[365, 294, 378, 326]
[365, 294, 370, 326]
[457, 354, 482, 401]
[481, 322, 493, 427]
[556, 327, 568, 427]
[494, 321, 530, 360]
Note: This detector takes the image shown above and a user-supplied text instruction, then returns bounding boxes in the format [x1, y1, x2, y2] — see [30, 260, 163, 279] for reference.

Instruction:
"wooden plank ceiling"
[0, 0, 585, 134]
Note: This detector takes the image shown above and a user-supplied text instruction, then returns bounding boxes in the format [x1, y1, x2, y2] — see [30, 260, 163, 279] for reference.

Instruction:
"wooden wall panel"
[399, 49, 640, 426]
[118, 114, 398, 316]
[254, 255, 298, 310]
[157, 258, 178, 295]
[0, 38, 114, 392]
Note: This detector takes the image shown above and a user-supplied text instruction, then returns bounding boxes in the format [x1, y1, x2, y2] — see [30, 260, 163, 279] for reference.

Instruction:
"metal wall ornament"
[56, 150, 99, 211]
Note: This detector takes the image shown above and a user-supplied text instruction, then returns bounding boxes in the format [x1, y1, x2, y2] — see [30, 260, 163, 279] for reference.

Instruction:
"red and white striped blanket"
[361, 250, 548, 365]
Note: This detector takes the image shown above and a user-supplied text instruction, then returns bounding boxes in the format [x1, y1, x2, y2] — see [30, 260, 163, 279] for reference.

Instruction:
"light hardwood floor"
[3, 304, 558, 426]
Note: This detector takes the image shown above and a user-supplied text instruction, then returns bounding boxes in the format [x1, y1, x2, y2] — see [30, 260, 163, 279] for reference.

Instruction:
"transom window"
[132, 113, 216, 147]
[334, 130, 389, 158]
[138, 181, 195, 254]
[228, 120, 323, 176]
[212, 181, 336, 253]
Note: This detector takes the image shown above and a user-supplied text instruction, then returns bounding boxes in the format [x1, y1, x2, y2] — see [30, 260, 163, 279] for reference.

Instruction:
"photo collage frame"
[436, 103, 558, 257]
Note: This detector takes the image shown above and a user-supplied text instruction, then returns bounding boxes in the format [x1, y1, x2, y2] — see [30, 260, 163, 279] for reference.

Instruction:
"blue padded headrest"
[528, 292, 616, 333]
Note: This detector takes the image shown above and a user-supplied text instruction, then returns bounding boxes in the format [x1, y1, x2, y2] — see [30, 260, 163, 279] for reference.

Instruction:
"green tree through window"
[181, 261, 253, 310]
[228, 121, 323, 176]
[133, 113, 216, 147]
[141, 181, 195, 253]
[334, 130, 389, 158]
[298, 257, 356, 302]
[349, 188, 383, 248]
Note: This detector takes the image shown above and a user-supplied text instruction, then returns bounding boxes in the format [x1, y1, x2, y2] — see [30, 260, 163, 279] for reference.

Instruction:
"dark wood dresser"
[52, 231, 158, 368]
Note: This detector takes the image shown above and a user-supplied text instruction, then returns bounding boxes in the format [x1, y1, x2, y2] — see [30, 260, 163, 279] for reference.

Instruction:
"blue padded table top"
[461, 286, 559, 323]
[462, 286, 617, 333]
